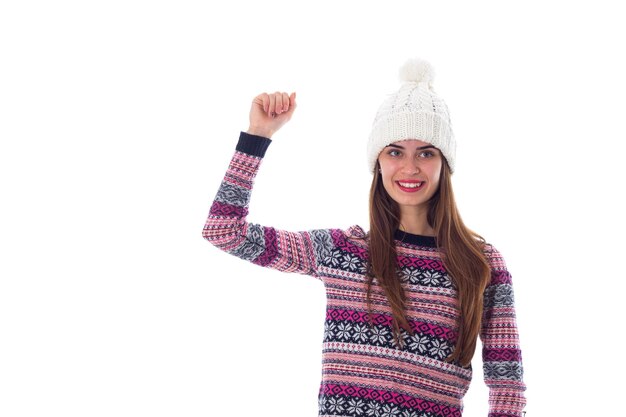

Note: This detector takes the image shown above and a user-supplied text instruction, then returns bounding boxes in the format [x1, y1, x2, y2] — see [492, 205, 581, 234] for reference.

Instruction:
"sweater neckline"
[394, 229, 437, 248]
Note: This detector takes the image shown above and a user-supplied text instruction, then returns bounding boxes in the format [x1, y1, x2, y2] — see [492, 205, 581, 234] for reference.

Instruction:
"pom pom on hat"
[367, 57, 456, 174]
[398, 58, 435, 85]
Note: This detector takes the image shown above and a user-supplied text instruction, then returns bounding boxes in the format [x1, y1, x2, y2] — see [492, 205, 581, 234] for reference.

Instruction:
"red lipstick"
[396, 180, 424, 193]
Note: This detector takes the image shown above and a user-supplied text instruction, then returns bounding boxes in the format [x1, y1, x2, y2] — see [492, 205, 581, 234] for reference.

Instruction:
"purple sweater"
[203, 132, 527, 417]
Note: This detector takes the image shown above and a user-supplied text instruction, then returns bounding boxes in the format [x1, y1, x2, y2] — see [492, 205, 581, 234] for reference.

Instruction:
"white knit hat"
[367, 58, 456, 173]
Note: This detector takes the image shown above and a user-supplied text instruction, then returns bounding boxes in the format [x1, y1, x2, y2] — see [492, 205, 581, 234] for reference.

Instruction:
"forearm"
[481, 247, 527, 417]
[202, 132, 271, 246]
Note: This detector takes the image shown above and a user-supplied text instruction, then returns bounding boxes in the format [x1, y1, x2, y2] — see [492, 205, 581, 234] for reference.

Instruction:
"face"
[377, 139, 443, 213]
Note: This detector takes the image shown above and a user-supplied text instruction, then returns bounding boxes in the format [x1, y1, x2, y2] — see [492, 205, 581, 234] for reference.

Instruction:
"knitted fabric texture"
[367, 58, 456, 173]
[203, 132, 526, 417]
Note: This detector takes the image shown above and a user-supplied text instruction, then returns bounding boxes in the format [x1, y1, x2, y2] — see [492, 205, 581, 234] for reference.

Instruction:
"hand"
[246, 91, 296, 138]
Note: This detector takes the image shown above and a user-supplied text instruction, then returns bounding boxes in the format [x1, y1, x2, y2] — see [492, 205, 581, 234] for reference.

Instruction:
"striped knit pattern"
[203, 132, 527, 417]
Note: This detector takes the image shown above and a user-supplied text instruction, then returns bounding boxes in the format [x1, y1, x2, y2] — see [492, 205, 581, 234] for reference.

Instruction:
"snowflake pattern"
[366, 401, 382, 417]
[321, 246, 367, 273]
[321, 393, 438, 417]
[341, 253, 361, 272]
[336, 322, 353, 341]
[408, 334, 431, 354]
[327, 396, 346, 414]
[324, 321, 337, 341]
[400, 267, 452, 288]
[370, 326, 390, 345]
[324, 249, 343, 268]
[429, 339, 450, 360]
[324, 319, 451, 362]
[352, 323, 370, 343]
[381, 404, 400, 417]
[402, 268, 420, 283]
[420, 270, 442, 286]
[347, 398, 366, 416]
[318, 395, 326, 413]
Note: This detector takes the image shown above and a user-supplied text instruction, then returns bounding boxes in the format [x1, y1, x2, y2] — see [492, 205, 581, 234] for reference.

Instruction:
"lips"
[396, 180, 424, 192]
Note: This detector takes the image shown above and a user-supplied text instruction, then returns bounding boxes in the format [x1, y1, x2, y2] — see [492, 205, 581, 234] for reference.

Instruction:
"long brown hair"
[366, 159, 491, 367]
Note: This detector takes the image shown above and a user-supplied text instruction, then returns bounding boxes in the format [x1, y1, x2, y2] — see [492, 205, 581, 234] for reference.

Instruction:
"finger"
[268, 93, 276, 117]
[289, 92, 297, 112]
[274, 92, 284, 115]
[259, 93, 269, 114]
[281, 92, 290, 113]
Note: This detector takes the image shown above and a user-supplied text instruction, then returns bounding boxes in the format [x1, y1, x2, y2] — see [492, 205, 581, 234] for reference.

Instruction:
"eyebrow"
[387, 143, 437, 150]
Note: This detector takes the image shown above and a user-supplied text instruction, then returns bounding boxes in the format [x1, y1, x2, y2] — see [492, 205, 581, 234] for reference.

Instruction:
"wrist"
[238, 131, 272, 157]
[246, 126, 273, 139]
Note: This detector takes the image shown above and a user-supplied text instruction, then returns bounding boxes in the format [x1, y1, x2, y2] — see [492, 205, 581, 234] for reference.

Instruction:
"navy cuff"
[236, 132, 272, 157]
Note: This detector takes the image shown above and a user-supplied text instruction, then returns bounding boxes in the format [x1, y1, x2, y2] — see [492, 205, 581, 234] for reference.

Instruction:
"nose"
[402, 158, 420, 175]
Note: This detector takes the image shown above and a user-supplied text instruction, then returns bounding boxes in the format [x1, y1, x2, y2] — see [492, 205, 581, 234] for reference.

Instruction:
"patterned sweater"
[202, 132, 527, 417]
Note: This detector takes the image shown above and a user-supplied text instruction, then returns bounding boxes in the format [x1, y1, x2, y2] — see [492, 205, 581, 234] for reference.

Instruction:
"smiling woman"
[377, 140, 443, 235]
[202, 58, 527, 417]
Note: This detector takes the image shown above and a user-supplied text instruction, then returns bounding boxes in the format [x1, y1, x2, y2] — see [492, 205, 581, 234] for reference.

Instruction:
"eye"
[418, 150, 436, 158]
[387, 149, 402, 157]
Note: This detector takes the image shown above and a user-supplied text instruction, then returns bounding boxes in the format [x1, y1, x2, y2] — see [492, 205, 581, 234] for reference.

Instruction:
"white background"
[1, 1, 625, 416]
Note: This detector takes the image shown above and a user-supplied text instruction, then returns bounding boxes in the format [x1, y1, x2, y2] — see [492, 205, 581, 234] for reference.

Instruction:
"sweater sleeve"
[481, 245, 527, 417]
[202, 132, 332, 280]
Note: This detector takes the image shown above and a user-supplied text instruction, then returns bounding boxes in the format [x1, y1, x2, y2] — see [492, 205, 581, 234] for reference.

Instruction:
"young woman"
[203, 58, 526, 417]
